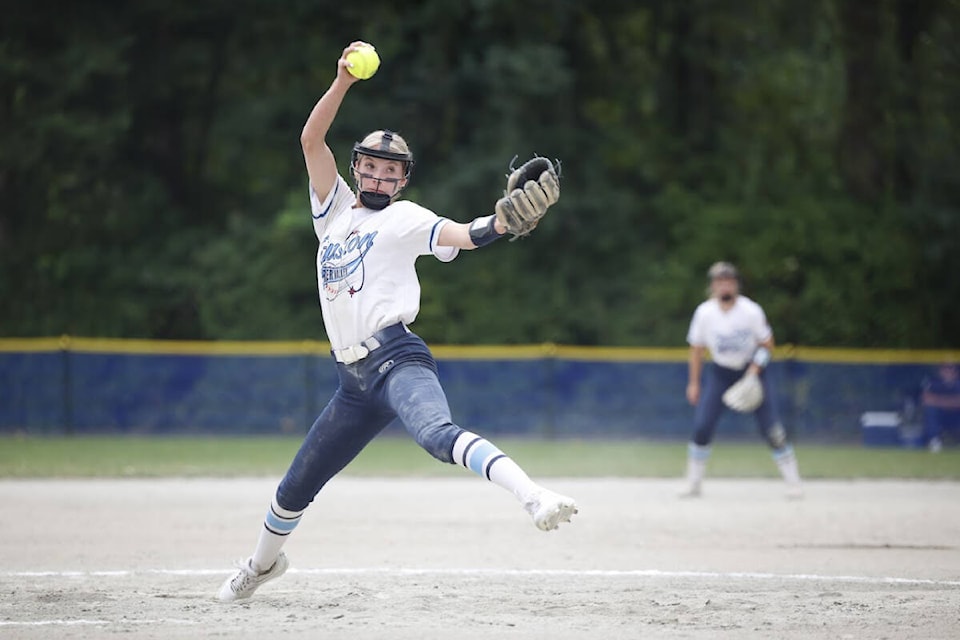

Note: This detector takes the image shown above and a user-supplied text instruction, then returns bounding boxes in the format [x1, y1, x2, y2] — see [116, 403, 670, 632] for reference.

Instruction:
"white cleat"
[678, 482, 702, 499]
[524, 488, 578, 531]
[217, 552, 289, 602]
[785, 484, 805, 500]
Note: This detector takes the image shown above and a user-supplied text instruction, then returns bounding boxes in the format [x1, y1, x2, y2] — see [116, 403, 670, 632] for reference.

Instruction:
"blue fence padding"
[0, 352, 65, 430]
[65, 353, 340, 434]
[785, 361, 927, 437]
[0, 348, 938, 441]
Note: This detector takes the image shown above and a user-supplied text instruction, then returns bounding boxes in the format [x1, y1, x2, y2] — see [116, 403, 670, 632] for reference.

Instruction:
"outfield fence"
[0, 337, 956, 442]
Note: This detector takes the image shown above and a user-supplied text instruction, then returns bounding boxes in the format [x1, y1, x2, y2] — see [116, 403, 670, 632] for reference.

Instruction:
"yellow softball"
[346, 44, 380, 80]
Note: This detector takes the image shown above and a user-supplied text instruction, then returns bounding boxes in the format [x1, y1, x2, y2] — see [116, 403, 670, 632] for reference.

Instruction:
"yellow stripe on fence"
[0, 337, 956, 364]
[0, 336, 329, 356]
[783, 346, 959, 364]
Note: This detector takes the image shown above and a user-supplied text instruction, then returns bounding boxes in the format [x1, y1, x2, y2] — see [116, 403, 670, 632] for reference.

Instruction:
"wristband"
[752, 347, 771, 369]
[468, 215, 505, 248]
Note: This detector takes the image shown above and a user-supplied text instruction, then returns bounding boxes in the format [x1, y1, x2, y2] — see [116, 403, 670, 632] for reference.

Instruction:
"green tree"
[1, 0, 957, 347]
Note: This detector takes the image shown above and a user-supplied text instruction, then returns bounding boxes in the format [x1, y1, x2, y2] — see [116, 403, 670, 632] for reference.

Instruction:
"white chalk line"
[3, 566, 959, 587]
[0, 618, 198, 627]
[2, 568, 957, 628]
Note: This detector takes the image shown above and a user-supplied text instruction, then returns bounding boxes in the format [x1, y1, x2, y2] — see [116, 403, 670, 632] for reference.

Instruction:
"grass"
[0, 435, 957, 479]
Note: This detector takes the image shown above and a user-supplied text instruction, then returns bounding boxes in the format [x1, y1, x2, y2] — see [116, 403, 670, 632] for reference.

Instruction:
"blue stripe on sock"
[265, 510, 302, 534]
[466, 441, 500, 476]
[688, 442, 711, 461]
[772, 444, 795, 461]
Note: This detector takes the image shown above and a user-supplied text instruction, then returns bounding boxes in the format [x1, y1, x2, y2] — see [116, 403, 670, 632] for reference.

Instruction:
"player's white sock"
[773, 444, 802, 485]
[250, 497, 304, 573]
[451, 431, 538, 501]
[683, 442, 710, 495]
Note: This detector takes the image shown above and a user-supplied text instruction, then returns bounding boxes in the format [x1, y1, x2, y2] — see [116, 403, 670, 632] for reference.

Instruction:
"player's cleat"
[217, 552, 289, 602]
[929, 437, 943, 453]
[785, 483, 804, 500]
[678, 482, 702, 499]
[523, 488, 578, 531]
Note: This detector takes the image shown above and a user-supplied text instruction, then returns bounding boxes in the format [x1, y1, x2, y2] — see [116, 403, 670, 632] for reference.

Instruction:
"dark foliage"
[2, 0, 957, 346]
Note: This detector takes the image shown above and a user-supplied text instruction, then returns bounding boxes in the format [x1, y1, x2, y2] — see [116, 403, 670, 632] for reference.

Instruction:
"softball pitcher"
[681, 261, 803, 499]
[217, 42, 576, 603]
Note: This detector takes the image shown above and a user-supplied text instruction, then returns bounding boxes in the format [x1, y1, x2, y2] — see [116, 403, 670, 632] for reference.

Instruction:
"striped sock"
[772, 444, 801, 485]
[684, 442, 711, 489]
[251, 497, 303, 573]
[689, 442, 712, 463]
[451, 431, 538, 501]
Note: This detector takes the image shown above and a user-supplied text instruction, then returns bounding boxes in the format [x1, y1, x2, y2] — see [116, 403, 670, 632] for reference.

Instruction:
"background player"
[920, 361, 960, 452]
[217, 41, 576, 603]
[682, 261, 803, 499]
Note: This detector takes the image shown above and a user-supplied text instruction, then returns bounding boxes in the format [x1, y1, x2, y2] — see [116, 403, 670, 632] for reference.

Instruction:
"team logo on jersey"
[320, 229, 378, 299]
[715, 329, 753, 355]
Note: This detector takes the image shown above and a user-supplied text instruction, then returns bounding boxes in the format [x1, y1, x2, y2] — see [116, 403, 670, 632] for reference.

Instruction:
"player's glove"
[494, 156, 560, 239]
[722, 372, 764, 413]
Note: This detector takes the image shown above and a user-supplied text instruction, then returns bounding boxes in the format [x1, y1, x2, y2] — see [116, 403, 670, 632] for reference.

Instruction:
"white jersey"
[309, 176, 459, 350]
[686, 295, 772, 370]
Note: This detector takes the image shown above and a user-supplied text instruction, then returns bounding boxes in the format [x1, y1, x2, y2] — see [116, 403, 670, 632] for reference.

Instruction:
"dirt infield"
[1, 477, 958, 639]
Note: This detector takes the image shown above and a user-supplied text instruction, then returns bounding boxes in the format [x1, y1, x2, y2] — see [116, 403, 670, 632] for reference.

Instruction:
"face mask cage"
[350, 131, 414, 210]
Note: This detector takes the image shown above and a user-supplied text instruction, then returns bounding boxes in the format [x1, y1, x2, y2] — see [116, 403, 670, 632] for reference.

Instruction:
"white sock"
[773, 445, 802, 485]
[686, 442, 711, 487]
[451, 431, 539, 501]
[250, 496, 303, 573]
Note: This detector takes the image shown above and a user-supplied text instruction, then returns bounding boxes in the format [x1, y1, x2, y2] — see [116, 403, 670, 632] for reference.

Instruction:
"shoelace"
[229, 560, 257, 593]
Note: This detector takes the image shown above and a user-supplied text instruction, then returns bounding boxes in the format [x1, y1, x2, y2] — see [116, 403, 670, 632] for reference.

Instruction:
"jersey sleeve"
[390, 202, 459, 259]
[309, 176, 354, 238]
[686, 305, 707, 346]
[428, 218, 459, 262]
[753, 304, 773, 343]
[432, 241, 460, 263]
